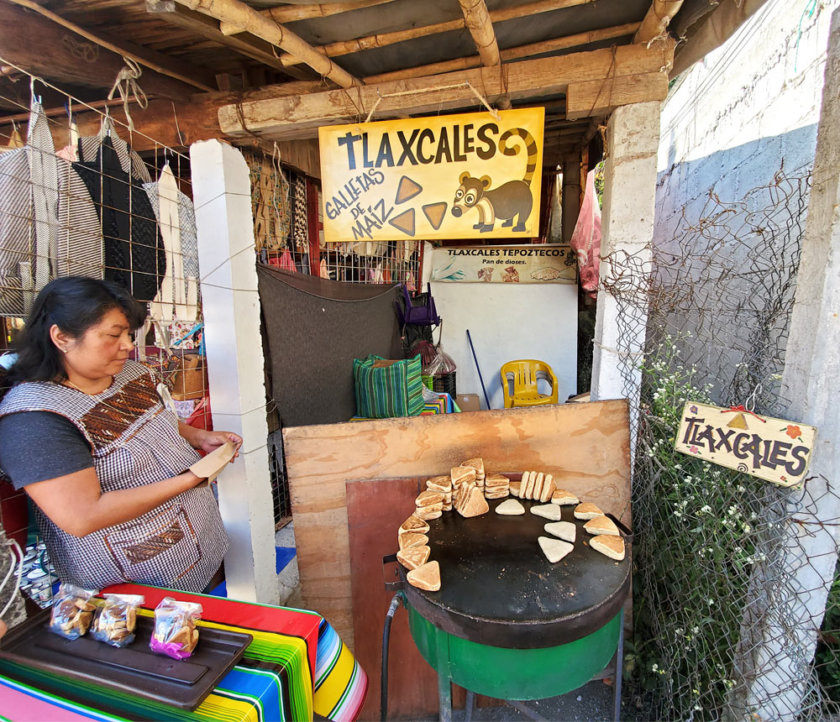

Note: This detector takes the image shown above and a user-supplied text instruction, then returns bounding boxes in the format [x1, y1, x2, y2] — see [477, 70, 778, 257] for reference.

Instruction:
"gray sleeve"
[0, 411, 94, 489]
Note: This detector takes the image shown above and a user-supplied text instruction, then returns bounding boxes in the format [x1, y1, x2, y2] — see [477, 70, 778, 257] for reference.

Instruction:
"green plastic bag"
[353, 355, 424, 418]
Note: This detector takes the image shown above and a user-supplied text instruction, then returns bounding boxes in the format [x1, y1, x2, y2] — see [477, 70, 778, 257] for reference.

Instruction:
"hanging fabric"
[0, 100, 62, 316]
[78, 115, 151, 184]
[292, 175, 308, 253]
[144, 162, 200, 323]
[74, 135, 165, 302]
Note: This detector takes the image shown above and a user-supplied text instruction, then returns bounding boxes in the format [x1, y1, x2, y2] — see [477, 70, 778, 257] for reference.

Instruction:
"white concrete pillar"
[190, 139, 278, 604]
[591, 101, 661, 417]
[743, 10, 840, 718]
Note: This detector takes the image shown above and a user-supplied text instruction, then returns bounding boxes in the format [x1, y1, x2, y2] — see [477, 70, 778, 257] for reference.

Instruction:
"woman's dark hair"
[9, 277, 147, 385]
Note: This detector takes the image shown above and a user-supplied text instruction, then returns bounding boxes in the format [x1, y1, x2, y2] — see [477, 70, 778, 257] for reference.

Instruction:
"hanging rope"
[364, 81, 501, 123]
[107, 57, 148, 131]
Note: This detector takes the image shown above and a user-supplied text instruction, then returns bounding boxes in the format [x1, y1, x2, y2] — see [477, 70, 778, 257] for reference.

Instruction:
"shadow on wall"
[649, 125, 818, 411]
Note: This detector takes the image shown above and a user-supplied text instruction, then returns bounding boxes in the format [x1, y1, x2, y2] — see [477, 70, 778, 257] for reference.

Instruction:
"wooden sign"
[675, 402, 817, 487]
[318, 108, 544, 243]
[431, 244, 576, 283]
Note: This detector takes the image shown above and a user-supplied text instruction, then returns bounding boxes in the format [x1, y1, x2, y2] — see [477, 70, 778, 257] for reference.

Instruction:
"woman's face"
[60, 308, 134, 382]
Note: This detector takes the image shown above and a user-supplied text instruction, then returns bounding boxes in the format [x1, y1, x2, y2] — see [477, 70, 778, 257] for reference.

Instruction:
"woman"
[0, 277, 241, 593]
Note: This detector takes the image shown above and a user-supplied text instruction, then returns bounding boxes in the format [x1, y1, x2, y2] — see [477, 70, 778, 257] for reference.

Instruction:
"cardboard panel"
[283, 400, 631, 648]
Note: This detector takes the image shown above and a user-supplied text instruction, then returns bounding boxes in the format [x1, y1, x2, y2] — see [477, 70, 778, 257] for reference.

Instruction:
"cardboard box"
[456, 394, 481, 412]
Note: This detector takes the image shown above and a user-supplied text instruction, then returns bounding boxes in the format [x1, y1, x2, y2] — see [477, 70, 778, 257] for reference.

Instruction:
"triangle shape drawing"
[727, 413, 749, 430]
[389, 208, 416, 237]
[422, 202, 448, 230]
[395, 176, 423, 204]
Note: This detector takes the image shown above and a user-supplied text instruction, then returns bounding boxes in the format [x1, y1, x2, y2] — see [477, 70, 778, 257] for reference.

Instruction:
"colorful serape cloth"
[0, 675, 127, 722]
[0, 584, 367, 722]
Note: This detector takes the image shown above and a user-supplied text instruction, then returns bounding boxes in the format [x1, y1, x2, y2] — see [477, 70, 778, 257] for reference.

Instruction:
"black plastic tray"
[0, 608, 253, 710]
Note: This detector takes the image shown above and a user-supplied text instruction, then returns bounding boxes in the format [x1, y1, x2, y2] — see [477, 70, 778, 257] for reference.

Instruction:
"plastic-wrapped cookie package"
[149, 597, 202, 660]
[90, 593, 144, 647]
[48, 583, 98, 640]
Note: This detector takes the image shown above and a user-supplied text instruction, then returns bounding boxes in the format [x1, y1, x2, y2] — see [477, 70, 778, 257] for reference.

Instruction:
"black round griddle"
[395, 489, 631, 650]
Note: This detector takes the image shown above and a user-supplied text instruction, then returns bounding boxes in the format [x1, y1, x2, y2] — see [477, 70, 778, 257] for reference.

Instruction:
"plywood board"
[346, 477, 438, 720]
[283, 400, 631, 648]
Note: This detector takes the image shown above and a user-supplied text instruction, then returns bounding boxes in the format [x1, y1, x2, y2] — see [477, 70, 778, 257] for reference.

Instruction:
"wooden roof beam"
[635, 0, 685, 44]
[278, 0, 594, 67]
[218, 39, 674, 141]
[145, 1, 317, 82]
[458, 0, 507, 109]
[365, 22, 641, 84]
[6, 0, 216, 92]
[175, 0, 361, 89]
[220, 0, 396, 35]
[459, 0, 501, 66]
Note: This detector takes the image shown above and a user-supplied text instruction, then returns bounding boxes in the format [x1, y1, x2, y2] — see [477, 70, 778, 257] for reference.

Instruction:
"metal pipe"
[381, 592, 404, 721]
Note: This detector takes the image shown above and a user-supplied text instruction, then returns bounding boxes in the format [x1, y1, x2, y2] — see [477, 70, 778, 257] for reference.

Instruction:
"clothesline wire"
[0, 55, 189, 164]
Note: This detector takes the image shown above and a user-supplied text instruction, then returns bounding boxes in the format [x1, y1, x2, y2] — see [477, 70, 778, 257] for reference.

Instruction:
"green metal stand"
[408, 604, 624, 721]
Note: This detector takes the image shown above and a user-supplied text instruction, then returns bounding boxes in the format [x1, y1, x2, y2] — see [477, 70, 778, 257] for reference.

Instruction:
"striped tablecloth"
[0, 584, 367, 722]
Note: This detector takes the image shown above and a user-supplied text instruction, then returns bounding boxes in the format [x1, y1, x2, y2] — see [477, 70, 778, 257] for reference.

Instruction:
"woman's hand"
[179, 422, 242, 459]
[196, 430, 243, 458]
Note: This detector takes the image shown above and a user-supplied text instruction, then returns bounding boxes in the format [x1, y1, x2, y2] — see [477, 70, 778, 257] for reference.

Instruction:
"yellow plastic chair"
[501, 359, 559, 408]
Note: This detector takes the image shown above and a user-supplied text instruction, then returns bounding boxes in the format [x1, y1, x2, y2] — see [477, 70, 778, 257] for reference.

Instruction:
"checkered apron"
[0, 361, 228, 592]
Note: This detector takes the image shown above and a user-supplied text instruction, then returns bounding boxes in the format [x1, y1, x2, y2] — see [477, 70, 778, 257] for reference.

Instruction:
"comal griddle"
[387, 481, 631, 721]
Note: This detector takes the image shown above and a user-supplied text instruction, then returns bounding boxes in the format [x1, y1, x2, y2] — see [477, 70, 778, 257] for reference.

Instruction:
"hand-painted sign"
[675, 402, 817, 487]
[318, 108, 545, 243]
[431, 244, 576, 283]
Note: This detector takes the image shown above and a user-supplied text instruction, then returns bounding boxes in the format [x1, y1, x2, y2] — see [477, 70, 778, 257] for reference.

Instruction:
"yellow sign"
[318, 108, 545, 243]
[431, 244, 576, 283]
[675, 402, 817, 487]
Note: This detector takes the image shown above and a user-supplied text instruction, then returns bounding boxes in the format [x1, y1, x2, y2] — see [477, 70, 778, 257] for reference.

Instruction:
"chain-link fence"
[601, 165, 840, 720]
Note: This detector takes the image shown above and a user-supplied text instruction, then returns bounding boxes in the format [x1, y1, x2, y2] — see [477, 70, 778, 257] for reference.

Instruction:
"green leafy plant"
[631, 334, 765, 719]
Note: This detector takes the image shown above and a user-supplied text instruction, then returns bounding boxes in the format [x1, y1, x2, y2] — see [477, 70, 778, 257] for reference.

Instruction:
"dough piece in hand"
[584, 516, 620, 536]
[539, 474, 557, 503]
[189, 441, 236, 485]
[399, 514, 430, 535]
[407, 561, 441, 591]
[538, 536, 574, 563]
[397, 545, 431, 570]
[590, 535, 626, 561]
[398, 532, 428, 550]
[544, 521, 576, 543]
[457, 485, 490, 518]
[495, 498, 525, 515]
[574, 502, 604, 520]
[552, 489, 580, 506]
[530, 504, 563, 521]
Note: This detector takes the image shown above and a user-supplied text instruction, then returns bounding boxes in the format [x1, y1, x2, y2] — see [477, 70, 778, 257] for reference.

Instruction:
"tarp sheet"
[257, 265, 402, 426]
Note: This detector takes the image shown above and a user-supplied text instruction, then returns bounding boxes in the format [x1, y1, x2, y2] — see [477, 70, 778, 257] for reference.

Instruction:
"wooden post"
[190, 139, 279, 604]
[306, 178, 321, 277]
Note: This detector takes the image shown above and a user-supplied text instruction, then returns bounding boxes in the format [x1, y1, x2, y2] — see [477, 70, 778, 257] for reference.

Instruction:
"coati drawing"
[451, 127, 538, 233]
